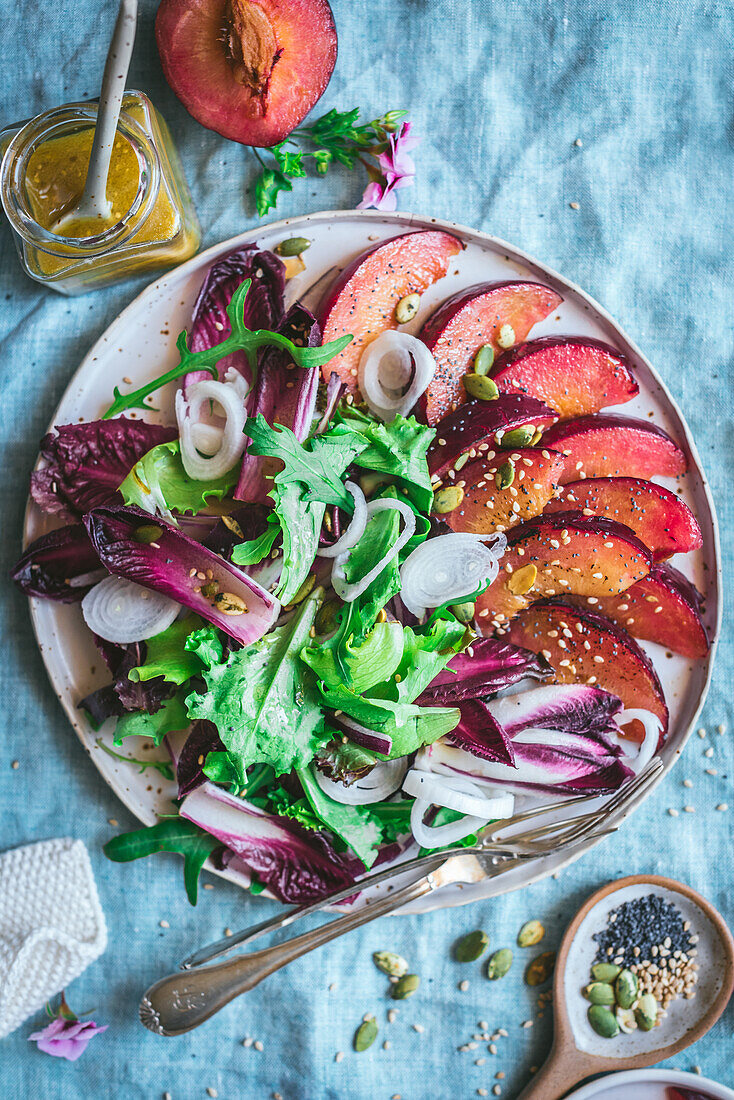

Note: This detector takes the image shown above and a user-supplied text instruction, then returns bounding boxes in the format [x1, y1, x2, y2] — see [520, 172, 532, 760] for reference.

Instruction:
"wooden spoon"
[517, 874, 734, 1099]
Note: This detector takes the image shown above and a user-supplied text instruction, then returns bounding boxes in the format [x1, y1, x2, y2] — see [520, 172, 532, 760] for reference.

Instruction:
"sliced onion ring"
[317, 481, 368, 559]
[409, 799, 489, 849]
[358, 331, 437, 421]
[313, 758, 408, 805]
[332, 497, 416, 602]
[176, 376, 247, 482]
[82, 576, 181, 644]
[399, 531, 507, 617]
[618, 708, 662, 774]
[403, 767, 515, 819]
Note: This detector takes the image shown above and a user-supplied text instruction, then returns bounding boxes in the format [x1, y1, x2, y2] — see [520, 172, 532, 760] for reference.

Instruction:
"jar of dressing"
[0, 91, 200, 295]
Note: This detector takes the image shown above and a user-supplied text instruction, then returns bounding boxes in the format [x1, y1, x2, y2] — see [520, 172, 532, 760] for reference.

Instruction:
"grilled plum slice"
[508, 599, 668, 743]
[475, 512, 652, 625]
[543, 415, 688, 483]
[443, 448, 565, 534]
[565, 563, 709, 659]
[419, 282, 563, 425]
[427, 394, 557, 478]
[155, 0, 338, 148]
[491, 337, 638, 418]
[318, 231, 463, 389]
[545, 476, 702, 560]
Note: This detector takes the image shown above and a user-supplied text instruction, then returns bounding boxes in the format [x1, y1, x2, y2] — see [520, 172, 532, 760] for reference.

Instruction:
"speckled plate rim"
[22, 208, 722, 913]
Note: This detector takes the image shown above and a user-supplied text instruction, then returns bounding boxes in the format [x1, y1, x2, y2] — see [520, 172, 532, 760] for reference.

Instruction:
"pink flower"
[358, 121, 420, 211]
[29, 1012, 108, 1062]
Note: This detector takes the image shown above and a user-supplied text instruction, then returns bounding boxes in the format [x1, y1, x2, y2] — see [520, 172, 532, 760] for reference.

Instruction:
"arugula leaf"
[230, 513, 281, 567]
[301, 620, 404, 693]
[95, 737, 175, 780]
[112, 694, 190, 746]
[128, 616, 207, 687]
[103, 817, 219, 904]
[318, 683, 459, 760]
[119, 440, 239, 517]
[254, 167, 293, 217]
[184, 624, 225, 670]
[341, 411, 436, 513]
[185, 589, 330, 780]
[297, 766, 381, 867]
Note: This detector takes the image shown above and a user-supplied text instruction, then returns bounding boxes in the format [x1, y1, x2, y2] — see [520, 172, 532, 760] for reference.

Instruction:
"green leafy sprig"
[252, 108, 408, 217]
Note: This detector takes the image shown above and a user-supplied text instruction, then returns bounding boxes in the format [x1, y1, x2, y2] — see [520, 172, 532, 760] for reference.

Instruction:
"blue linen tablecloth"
[1, 1, 733, 1096]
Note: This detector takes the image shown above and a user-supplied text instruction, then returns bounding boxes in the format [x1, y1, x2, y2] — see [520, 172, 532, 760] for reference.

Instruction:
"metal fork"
[139, 762, 661, 1035]
[180, 759, 663, 970]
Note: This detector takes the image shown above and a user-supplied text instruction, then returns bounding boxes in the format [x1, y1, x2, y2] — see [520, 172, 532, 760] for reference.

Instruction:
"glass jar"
[0, 90, 201, 295]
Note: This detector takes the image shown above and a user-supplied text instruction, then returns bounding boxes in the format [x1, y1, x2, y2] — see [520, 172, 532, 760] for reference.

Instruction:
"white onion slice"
[400, 531, 507, 617]
[358, 331, 437, 421]
[409, 799, 489, 849]
[403, 768, 515, 819]
[191, 422, 224, 456]
[332, 498, 416, 601]
[314, 758, 408, 805]
[82, 576, 181, 644]
[176, 376, 247, 482]
[316, 481, 368, 559]
[618, 709, 662, 774]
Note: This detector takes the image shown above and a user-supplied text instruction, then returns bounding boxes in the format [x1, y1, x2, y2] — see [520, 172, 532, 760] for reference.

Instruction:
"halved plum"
[444, 448, 565, 534]
[508, 599, 669, 742]
[419, 282, 563, 425]
[565, 563, 709, 659]
[318, 231, 463, 389]
[427, 394, 558, 478]
[542, 415, 688, 484]
[156, 0, 338, 147]
[544, 477, 702, 560]
[491, 337, 638, 419]
[475, 512, 652, 625]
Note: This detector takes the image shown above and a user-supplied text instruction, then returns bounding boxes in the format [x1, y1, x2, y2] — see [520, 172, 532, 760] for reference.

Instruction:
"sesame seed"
[254, 1040, 264, 1051]
[383, 1040, 391, 1050]
[412, 1024, 424, 1033]
[716, 803, 729, 812]
[668, 808, 679, 817]
[683, 779, 693, 788]
[706, 768, 718, 776]
[159, 919, 169, 928]
[11, 761, 19, 770]
[108, 818, 118, 826]
[697, 727, 706, 738]
[206, 1089, 218, 1098]
[335, 1049, 344, 1062]
[717, 723, 727, 734]
[683, 806, 695, 813]
[569, 201, 580, 210]
[459, 980, 470, 991]
[388, 1009, 398, 1023]
[705, 747, 714, 758]
[478, 1090, 488, 1097]
[521, 1019, 533, 1028]
[489, 1043, 497, 1054]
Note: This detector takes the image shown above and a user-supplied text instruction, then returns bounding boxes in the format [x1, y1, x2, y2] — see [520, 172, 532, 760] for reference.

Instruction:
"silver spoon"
[52, 0, 138, 234]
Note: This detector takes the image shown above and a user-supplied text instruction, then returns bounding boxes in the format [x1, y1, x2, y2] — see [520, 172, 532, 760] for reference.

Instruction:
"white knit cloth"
[0, 838, 107, 1038]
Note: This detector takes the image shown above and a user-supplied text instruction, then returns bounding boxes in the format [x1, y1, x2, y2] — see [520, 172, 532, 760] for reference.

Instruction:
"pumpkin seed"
[615, 968, 639, 1010]
[281, 254, 306, 279]
[433, 486, 465, 514]
[497, 323, 516, 349]
[275, 236, 311, 257]
[315, 598, 341, 635]
[495, 460, 515, 490]
[517, 920, 545, 948]
[286, 573, 316, 607]
[584, 982, 616, 1006]
[530, 428, 543, 446]
[455, 930, 489, 962]
[372, 951, 408, 978]
[486, 947, 513, 980]
[473, 344, 495, 376]
[133, 523, 164, 544]
[200, 580, 221, 600]
[591, 962, 622, 983]
[507, 563, 537, 596]
[464, 373, 500, 402]
[391, 974, 420, 999]
[354, 1017, 378, 1051]
[635, 993, 658, 1031]
[213, 591, 247, 615]
[358, 471, 392, 497]
[395, 293, 421, 324]
[450, 601, 476, 624]
[587, 1004, 620, 1039]
[616, 1006, 638, 1033]
[524, 951, 555, 986]
[501, 426, 535, 448]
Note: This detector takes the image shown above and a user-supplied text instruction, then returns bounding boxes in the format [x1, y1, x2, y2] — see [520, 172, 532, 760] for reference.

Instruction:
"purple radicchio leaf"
[174, 720, 226, 798]
[235, 303, 321, 505]
[31, 418, 178, 521]
[419, 638, 552, 704]
[314, 371, 347, 435]
[447, 699, 515, 766]
[183, 245, 286, 394]
[83, 504, 280, 644]
[12, 524, 103, 602]
[180, 782, 361, 903]
[79, 638, 174, 721]
[202, 503, 273, 560]
[485, 684, 623, 738]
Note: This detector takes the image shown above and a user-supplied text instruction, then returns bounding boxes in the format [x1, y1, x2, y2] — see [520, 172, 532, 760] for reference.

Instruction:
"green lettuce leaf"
[341, 410, 436, 513]
[112, 694, 190, 746]
[276, 482, 324, 605]
[119, 440, 239, 516]
[301, 620, 404, 693]
[367, 798, 415, 843]
[184, 624, 225, 670]
[185, 588, 329, 780]
[129, 616, 207, 687]
[318, 683, 459, 760]
[372, 615, 467, 706]
[297, 766, 381, 867]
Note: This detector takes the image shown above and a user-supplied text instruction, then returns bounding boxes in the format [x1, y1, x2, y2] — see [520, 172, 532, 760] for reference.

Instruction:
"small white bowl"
[567, 1067, 734, 1100]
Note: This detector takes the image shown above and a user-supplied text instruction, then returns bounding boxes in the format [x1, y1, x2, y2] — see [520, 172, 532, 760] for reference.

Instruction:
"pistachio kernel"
[354, 1017, 378, 1051]
[507, 563, 537, 596]
[517, 920, 545, 948]
[390, 973, 420, 1000]
[450, 601, 476, 624]
[495, 460, 515, 490]
[275, 236, 311, 257]
[501, 426, 535, 448]
[372, 951, 408, 978]
[615, 968, 639, 1010]
[455, 930, 489, 963]
[133, 524, 164, 544]
[464, 373, 500, 402]
[213, 591, 247, 615]
[497, 323, 516, 349]
[584, 981, 616, 1006]
[433, 486, 465, 514]
[395, 293, 421, 324]
[591, 962, 622, 983]
[486, 947, 513, 980]
[473, 344, 495, 376]
[524, 951, 556, 986]
[588, 1004, 620, 1039]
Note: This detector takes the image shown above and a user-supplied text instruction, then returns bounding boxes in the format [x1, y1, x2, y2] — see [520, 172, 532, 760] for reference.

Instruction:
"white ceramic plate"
[566, 1068, 734, 1100]
[23, 210, 721, 912]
